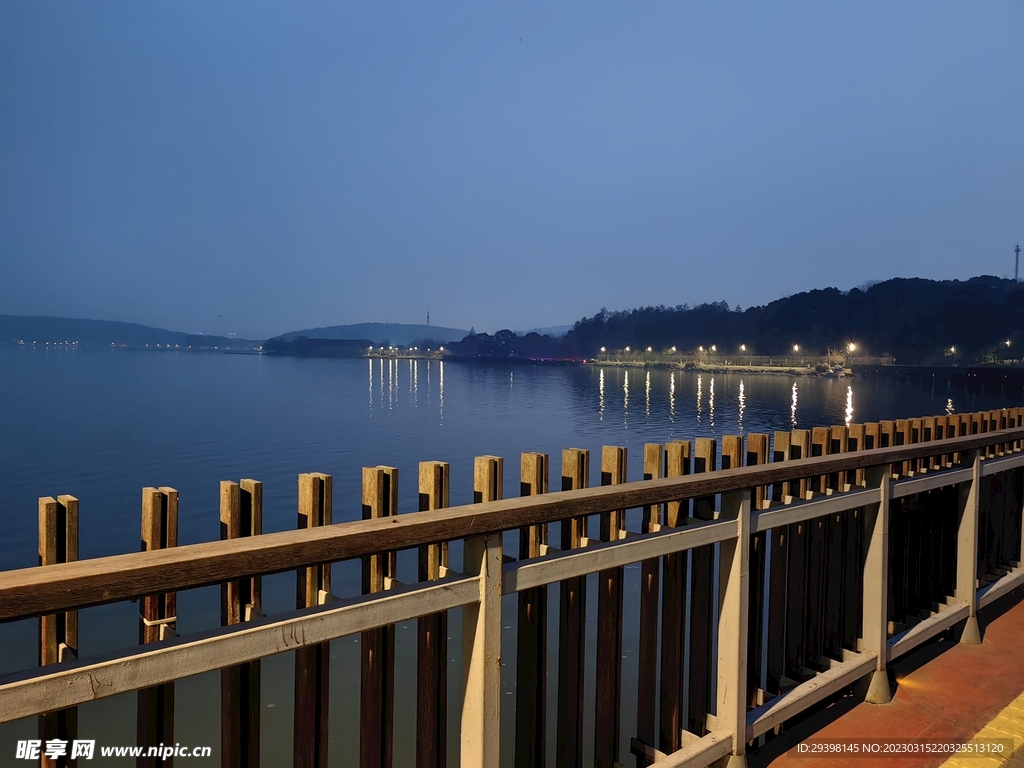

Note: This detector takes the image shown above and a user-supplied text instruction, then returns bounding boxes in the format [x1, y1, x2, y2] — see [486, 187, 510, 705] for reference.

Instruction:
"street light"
[740, 344, 746, 352]
[1006, 340, 1012, 347]
[793, 344, 800, 352]
[670, 346, 676, 352]
[950, 346, 956, 354]
[698, 346, 704, 352]
[600, 347, 606, 353]
[848, 342, 856, 353]
[646, 346, 652, 352]
[711, 345, 716, 352]
[625, 346, 631, 352]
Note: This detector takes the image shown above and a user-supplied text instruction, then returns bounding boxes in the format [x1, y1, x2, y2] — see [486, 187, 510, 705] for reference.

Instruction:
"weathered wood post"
[39, 495, 79, 768]
[765, 435, 790, 699]
[220, 480, 263, 768]
[418, 461, 450, 768]
[295, 473, 332, 768]
[785, 430, 810, 682]
[635, 443, 663, 766]
[688, 437, 717, 737]
[717, 486, 753, 767]
[515, 452, 548, 768]
[957, 450, 983, 645]
[461, 456, 503, 768]
[361, 466, 399, 768]
[744, 434, 768, 710]
[557, 448, 589, 768]
[659, 441, 691, 754]
[862, 464, 892, 704]
[138, 487, 178, 768]
[595, 446, 627, 768]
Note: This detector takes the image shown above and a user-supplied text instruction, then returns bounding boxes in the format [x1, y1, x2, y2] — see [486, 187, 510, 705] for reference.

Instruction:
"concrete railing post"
[717, 487, 752, 766]
[461, 456, 503, 768]
[862, 465, 892, 704]
[957, 450, 983, 645]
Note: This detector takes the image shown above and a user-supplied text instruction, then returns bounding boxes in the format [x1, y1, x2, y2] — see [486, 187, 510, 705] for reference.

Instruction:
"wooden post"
[516, 453, 548, 768]
[636, 443, 663, 766]
[461, 457, 503, 768]
[221, 480, 262, 768]
[138, 487, 178, 768]
[717, 488, 752, 764]
[862, 466, 892, 704]
[765, 436, 789, 697]
[595, 446, 626, 768]
[659, 441, 690, 754]
[957, 451, 983, 645]
[848, 423, 865, 486]
[557, 448, 589, 768]
[745, 435, 768, 710]
[361, 467, 398, 768]
[771, 431, 792, 503]
[810, 427, 829, 492]
[687, 437, 717, 736]
[805, 430, 829, 669]
[38, 495, 79, 768]
[295, 473, 332, 768]
[790, 430, 811, 499]
[418, 462, 450, 768]
[784, 431, 810, 683]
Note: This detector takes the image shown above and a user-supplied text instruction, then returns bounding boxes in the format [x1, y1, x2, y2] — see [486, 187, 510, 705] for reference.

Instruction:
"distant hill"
[0, 315, 260, 349]
[276, 322, 469, 346]
[450, 276, 1024, 365]
[516, 324, 573, 338]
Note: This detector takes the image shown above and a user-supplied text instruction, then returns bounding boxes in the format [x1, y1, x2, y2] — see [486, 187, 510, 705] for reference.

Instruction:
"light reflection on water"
[738, 380, 745, 431]
[0, 349, 1011, 766]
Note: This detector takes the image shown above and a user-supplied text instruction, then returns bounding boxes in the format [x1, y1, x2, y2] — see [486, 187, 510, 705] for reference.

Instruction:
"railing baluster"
[824, 426, 847, 662]
[765, 436, 789, 701]
[635, 442, 663, 767]
[805, 429, 829, 669]
[38, 495, 79, 768]
[658, 440, 690, 754]
[771, 431, 791, 503]
[515, 452, 548, 768]
[221, 479, 262, 768]
[745, 434, 768, 714]
[784, 430, 809, 683]
[417, 462, 450, 768]
[687, 437, 717, 737]
[138, 487, 178, 768]
[595, 446, 626, 768]
[295, 473, 331, 768]
[557, 448, 589, 768]
[461, 456, 503, 768]
[361, 466, 398, 768]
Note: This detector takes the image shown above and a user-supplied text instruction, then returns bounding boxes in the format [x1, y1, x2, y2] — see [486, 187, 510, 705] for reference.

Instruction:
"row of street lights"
[598, 342, 860, 355]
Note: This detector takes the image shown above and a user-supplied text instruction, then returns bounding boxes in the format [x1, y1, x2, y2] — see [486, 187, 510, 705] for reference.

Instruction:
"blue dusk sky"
[1, 3, 1022, 339]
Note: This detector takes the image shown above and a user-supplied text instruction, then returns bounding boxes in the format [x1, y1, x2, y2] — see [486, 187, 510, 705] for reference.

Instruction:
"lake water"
[0, 346, 1012, 765]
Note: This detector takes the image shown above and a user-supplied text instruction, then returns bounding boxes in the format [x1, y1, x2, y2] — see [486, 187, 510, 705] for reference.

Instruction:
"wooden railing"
[2, 409, 1024, 768]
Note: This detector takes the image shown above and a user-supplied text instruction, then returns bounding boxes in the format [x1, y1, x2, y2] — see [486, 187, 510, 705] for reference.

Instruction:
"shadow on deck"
[753, 587, 1024, 768]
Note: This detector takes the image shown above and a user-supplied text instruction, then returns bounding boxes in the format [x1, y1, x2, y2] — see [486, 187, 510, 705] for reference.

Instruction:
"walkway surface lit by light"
[756, 592, 1024, 767]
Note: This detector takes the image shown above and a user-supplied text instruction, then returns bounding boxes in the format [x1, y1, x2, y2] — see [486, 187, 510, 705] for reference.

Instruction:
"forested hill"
[451, 277, 1024, 364]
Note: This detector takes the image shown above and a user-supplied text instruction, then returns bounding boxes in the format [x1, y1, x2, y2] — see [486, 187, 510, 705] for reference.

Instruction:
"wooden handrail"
[1, 426, 1022, 623]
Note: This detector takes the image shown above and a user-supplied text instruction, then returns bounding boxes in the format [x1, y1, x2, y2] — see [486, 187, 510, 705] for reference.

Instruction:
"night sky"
[2, 3, 1022, 339]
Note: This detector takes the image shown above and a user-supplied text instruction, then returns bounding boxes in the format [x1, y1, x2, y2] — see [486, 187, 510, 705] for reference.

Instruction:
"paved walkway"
[751, 589, 1024, 768]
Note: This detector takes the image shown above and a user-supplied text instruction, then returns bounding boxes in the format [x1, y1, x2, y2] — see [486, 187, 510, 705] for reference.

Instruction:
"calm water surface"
[0, 347, 1012, 765]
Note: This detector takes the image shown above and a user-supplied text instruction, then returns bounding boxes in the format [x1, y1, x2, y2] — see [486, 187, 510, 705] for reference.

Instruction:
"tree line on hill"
[448, 276, 1024, 365]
